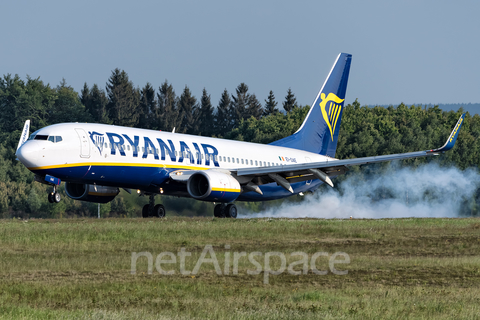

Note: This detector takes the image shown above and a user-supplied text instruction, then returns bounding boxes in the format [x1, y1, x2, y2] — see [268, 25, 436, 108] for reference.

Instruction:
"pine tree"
[283, 88, 297, 113]
[246, 93, 263, 120]
[90, 84, 110, 123]
[80, 83, 90, 110]
[197, 88, 214, 136]
[263, 90, 278, 117]
[139, 83, 155, 129]
[105, 68, 140, 127]
[231, 83, 249, 124]
[157, 80, 178, 131]
[177, 86, 197, 134]
[215, 89, 232, 136]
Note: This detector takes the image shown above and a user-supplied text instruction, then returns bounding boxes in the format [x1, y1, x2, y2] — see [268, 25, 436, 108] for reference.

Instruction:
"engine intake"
[65, 182, 119, 203]
[187, 171, 241, 202]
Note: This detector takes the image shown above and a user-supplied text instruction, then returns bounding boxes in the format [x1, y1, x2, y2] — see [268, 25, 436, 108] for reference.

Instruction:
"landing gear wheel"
[142, 204, 149, 218]
[53, 192, 61, 203]
[48, 193, 54, 203]
[225, 204, 237, 218]
[153, 204, 166, 218]
[214, 204, 225, 218]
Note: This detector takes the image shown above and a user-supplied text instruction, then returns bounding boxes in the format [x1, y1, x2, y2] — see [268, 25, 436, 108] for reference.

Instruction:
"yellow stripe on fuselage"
[211, 187, 241, 193]
[28, 162, 210, 172]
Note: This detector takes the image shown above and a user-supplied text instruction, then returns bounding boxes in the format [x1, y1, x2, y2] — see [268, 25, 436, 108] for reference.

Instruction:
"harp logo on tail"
[319, 92, 344, 140]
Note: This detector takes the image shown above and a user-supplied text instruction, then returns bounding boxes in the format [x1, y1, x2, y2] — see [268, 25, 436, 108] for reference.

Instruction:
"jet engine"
[65, 182, 119, 203]
[187, 171, 241, 202]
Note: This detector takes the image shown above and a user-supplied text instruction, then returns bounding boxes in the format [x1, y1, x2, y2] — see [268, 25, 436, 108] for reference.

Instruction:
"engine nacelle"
[65, 182, 119, 203]
[187, 171, 241, 202]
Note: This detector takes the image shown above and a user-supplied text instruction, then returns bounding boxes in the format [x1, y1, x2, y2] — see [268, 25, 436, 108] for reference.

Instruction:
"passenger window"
[268, 162, 270, 166]
[264, 161, 266, 166]
[236, 158, 239, 164]
[215, 155, 218, 162]
[228, 157, 230, 163]
[255, 160, 258, 166]
[241, 159, 244, 164]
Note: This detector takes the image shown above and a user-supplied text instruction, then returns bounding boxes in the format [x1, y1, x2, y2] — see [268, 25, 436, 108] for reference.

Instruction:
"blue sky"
[1, 0, 479, 108]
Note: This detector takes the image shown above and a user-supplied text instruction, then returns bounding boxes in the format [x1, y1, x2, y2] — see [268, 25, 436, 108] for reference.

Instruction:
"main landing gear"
[47, 185, 61, 203]
[142, 194, 166, 218]
[214, 203, 237, 218]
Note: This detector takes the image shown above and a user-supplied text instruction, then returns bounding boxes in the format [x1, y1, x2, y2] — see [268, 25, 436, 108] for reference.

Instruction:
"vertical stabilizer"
[269, 53, 352, 157]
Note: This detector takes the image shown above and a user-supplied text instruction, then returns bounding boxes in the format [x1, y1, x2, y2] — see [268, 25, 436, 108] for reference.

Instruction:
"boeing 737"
[15, 53, 465, 218]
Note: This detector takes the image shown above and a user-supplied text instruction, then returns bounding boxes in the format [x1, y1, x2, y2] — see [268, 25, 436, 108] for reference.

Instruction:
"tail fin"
[270, 53, 352, 157]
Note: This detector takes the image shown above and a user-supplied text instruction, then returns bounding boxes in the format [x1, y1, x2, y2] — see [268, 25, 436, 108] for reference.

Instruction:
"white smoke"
[239, 163, 480, 219]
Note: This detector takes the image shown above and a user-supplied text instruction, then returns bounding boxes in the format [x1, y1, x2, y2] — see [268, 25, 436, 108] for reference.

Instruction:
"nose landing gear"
[47, 185, 61, 203]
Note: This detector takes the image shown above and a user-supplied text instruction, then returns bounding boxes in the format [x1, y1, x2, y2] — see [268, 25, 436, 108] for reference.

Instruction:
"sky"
[1, 0, 479, 108]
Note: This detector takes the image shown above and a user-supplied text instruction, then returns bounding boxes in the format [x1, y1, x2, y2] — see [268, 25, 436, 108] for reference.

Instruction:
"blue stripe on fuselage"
[32, 163, 325, 202]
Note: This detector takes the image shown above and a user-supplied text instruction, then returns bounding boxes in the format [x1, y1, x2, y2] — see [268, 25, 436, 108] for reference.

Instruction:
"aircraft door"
[75, 128, 91, 158]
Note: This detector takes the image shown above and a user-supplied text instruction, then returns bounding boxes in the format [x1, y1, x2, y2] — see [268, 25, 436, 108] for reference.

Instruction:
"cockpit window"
[47, 136, 63, 143]
[27, 130, 62, 143]
[34, 135, 49, 141]
[28, 131, 63, 143]
[28, 130, 40, 140]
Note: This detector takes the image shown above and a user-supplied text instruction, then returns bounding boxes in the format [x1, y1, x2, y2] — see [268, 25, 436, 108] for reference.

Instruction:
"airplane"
[15, 53, 465, 218]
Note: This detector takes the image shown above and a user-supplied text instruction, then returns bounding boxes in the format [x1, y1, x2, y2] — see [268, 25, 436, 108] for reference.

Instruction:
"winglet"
[16, 120, 31, 151]
[429, 113, 465, 153]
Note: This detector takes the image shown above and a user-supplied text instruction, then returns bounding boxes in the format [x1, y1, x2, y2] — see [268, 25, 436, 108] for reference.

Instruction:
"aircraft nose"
[16, 141, 40, 167]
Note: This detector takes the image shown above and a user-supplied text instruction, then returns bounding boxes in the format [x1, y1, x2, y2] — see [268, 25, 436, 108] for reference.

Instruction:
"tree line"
[0, 70, 479, 218]
[80, 68, 298, 137]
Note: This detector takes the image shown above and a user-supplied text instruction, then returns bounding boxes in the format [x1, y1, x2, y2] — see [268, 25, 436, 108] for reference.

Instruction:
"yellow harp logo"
[319, 92, 344, 140]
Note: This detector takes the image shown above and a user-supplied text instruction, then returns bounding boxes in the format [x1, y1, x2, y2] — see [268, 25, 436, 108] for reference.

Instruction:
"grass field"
[1, 217, 479, 319]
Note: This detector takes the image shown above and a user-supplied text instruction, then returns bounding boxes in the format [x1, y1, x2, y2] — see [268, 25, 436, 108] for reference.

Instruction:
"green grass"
[1, 217, 480, 319]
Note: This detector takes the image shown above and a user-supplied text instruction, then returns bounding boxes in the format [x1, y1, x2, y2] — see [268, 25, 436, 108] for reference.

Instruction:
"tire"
[214, 204, 225, 218]
[48, 193, 54, 203]
[53, 192, 61, 203]
[225, 204, 237, 218]
[142, 204, 149, 218]
[153, 204, 166, 218]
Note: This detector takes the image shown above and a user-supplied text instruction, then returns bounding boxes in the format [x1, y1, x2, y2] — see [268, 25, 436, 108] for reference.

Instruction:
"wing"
[233, 113, 466, 192]
[170, 114, 465, 195]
